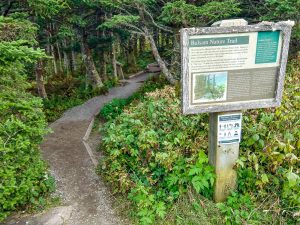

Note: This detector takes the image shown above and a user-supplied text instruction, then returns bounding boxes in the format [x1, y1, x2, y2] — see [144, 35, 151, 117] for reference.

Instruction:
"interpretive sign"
[181, 21, 294, 114]
[218, 113, 242, 144]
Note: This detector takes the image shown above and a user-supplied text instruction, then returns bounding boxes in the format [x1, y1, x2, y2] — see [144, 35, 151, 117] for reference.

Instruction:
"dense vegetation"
[99, 60, 299, 224]
[100, 75, 167, 121]
[0, 16, 55, 221]
[0, 0, 299, 223]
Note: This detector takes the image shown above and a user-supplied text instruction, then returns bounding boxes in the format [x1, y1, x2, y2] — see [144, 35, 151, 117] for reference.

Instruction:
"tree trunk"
[35, 60, 48, 99]
[52, 23, 63, 73]
[51, 44, 58, 75]
[170, 33, 181, 80]
[165, 33, 170, 49]
[48, 24, 58, 75]
[127, 38, 137, 69]
[136, 4, 175, 84]
[101, 51, 108, 81]
[81, 35, 103, 88]
[62, 39, 70, 73]
[71, 50, 77, 72]
[139, 35, 145, 54]
[46, 43, 50, 55]
[56, 42, 63, 73]
[144, 28, 176, 85]
[112, 40, 118, 79]
[133, 34, 138, 57]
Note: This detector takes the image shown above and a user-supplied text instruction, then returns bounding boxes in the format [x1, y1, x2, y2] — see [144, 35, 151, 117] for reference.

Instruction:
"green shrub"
[136, 50, 154, 71]
[99, 86, 215, 224]
[0, 16, 54, 222]
[43, 77, 118, 122]
[100, 98, 130, 121]
[0, 69, 54, 222]
[217, 192, 269, 225]
[100, 75, 167, 121]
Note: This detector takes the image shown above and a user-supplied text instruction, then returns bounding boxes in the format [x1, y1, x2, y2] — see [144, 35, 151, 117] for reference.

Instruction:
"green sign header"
[189, 36, 249, 47]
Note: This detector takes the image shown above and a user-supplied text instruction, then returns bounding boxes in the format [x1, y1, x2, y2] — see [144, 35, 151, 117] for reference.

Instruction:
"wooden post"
[209, 111, 242, 202]
[209, 19, 248, 202]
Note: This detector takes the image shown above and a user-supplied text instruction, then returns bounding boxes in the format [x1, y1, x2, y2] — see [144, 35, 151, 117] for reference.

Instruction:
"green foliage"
[0, 16, 37, 43]
[44, 75, 117, 122]
[100, 98, 130, 121]
[159, 0, 201, 27]
[99, 85, 215, 224]
[0, 16, 54, 222]
[99, 75, 167, 121]
[217, 192, 269, 225]
[100, 15, 140, 29]
[136, 50, 154, 71]
[0, 41, 46, 66]
[0, 89, 54, 221]
[261, 0, 300, 21]
[27, 0, 68, 18]
[160, 0, 241, 27]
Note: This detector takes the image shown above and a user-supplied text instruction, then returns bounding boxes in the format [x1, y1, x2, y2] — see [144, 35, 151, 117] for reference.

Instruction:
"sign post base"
[209, 111, 242, 202]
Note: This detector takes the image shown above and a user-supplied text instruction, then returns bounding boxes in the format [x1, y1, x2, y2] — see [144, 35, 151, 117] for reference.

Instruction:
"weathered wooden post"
[181, 19, 294, 202]
[209, 19, 246, 202]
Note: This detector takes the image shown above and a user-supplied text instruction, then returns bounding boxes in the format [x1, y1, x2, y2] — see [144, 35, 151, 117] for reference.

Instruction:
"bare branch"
[116, 22, 144, 34]
[143, 7, 173, 34]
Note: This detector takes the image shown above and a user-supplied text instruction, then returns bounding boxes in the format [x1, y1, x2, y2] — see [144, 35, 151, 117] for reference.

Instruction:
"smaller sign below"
[218, 113, 242, 144]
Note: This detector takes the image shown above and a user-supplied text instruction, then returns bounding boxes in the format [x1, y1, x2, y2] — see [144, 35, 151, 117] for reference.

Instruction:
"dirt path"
[4, 73, 151, 225]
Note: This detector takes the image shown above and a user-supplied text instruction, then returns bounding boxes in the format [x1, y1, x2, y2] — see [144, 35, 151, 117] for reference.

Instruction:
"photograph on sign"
[217, 114, 242, 144]
[193, 71, 227, 103]
[181, 22, 293, 114]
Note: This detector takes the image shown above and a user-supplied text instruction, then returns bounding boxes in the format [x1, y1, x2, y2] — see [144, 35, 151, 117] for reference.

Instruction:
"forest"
[0, 0, 299, 224]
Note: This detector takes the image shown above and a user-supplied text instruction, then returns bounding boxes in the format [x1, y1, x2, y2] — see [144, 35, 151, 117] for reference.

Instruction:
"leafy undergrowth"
[98, 85, 215, 224]
[98, 59, 299, 225]
[99, 75, 167, 121]
[118, 50, 154, 76]
[43, 74, 117, 122]
[0, 89, 56, 222]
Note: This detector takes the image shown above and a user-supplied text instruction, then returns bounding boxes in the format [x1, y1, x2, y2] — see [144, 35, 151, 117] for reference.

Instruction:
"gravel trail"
[4, 72, 151, 225]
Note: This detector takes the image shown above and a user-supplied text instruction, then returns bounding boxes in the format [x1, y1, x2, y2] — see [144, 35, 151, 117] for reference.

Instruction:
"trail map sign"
[181, 21, 294, 114]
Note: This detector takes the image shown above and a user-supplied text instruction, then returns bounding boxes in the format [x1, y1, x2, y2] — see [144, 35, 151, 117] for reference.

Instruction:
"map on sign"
[189, 31, 282, 105]
[217, 114, 242, 144]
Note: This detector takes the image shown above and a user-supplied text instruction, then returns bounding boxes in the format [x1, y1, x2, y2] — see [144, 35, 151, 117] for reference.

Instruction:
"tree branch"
[123, 24, 145, 35]
[143, 7, 173, 34]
